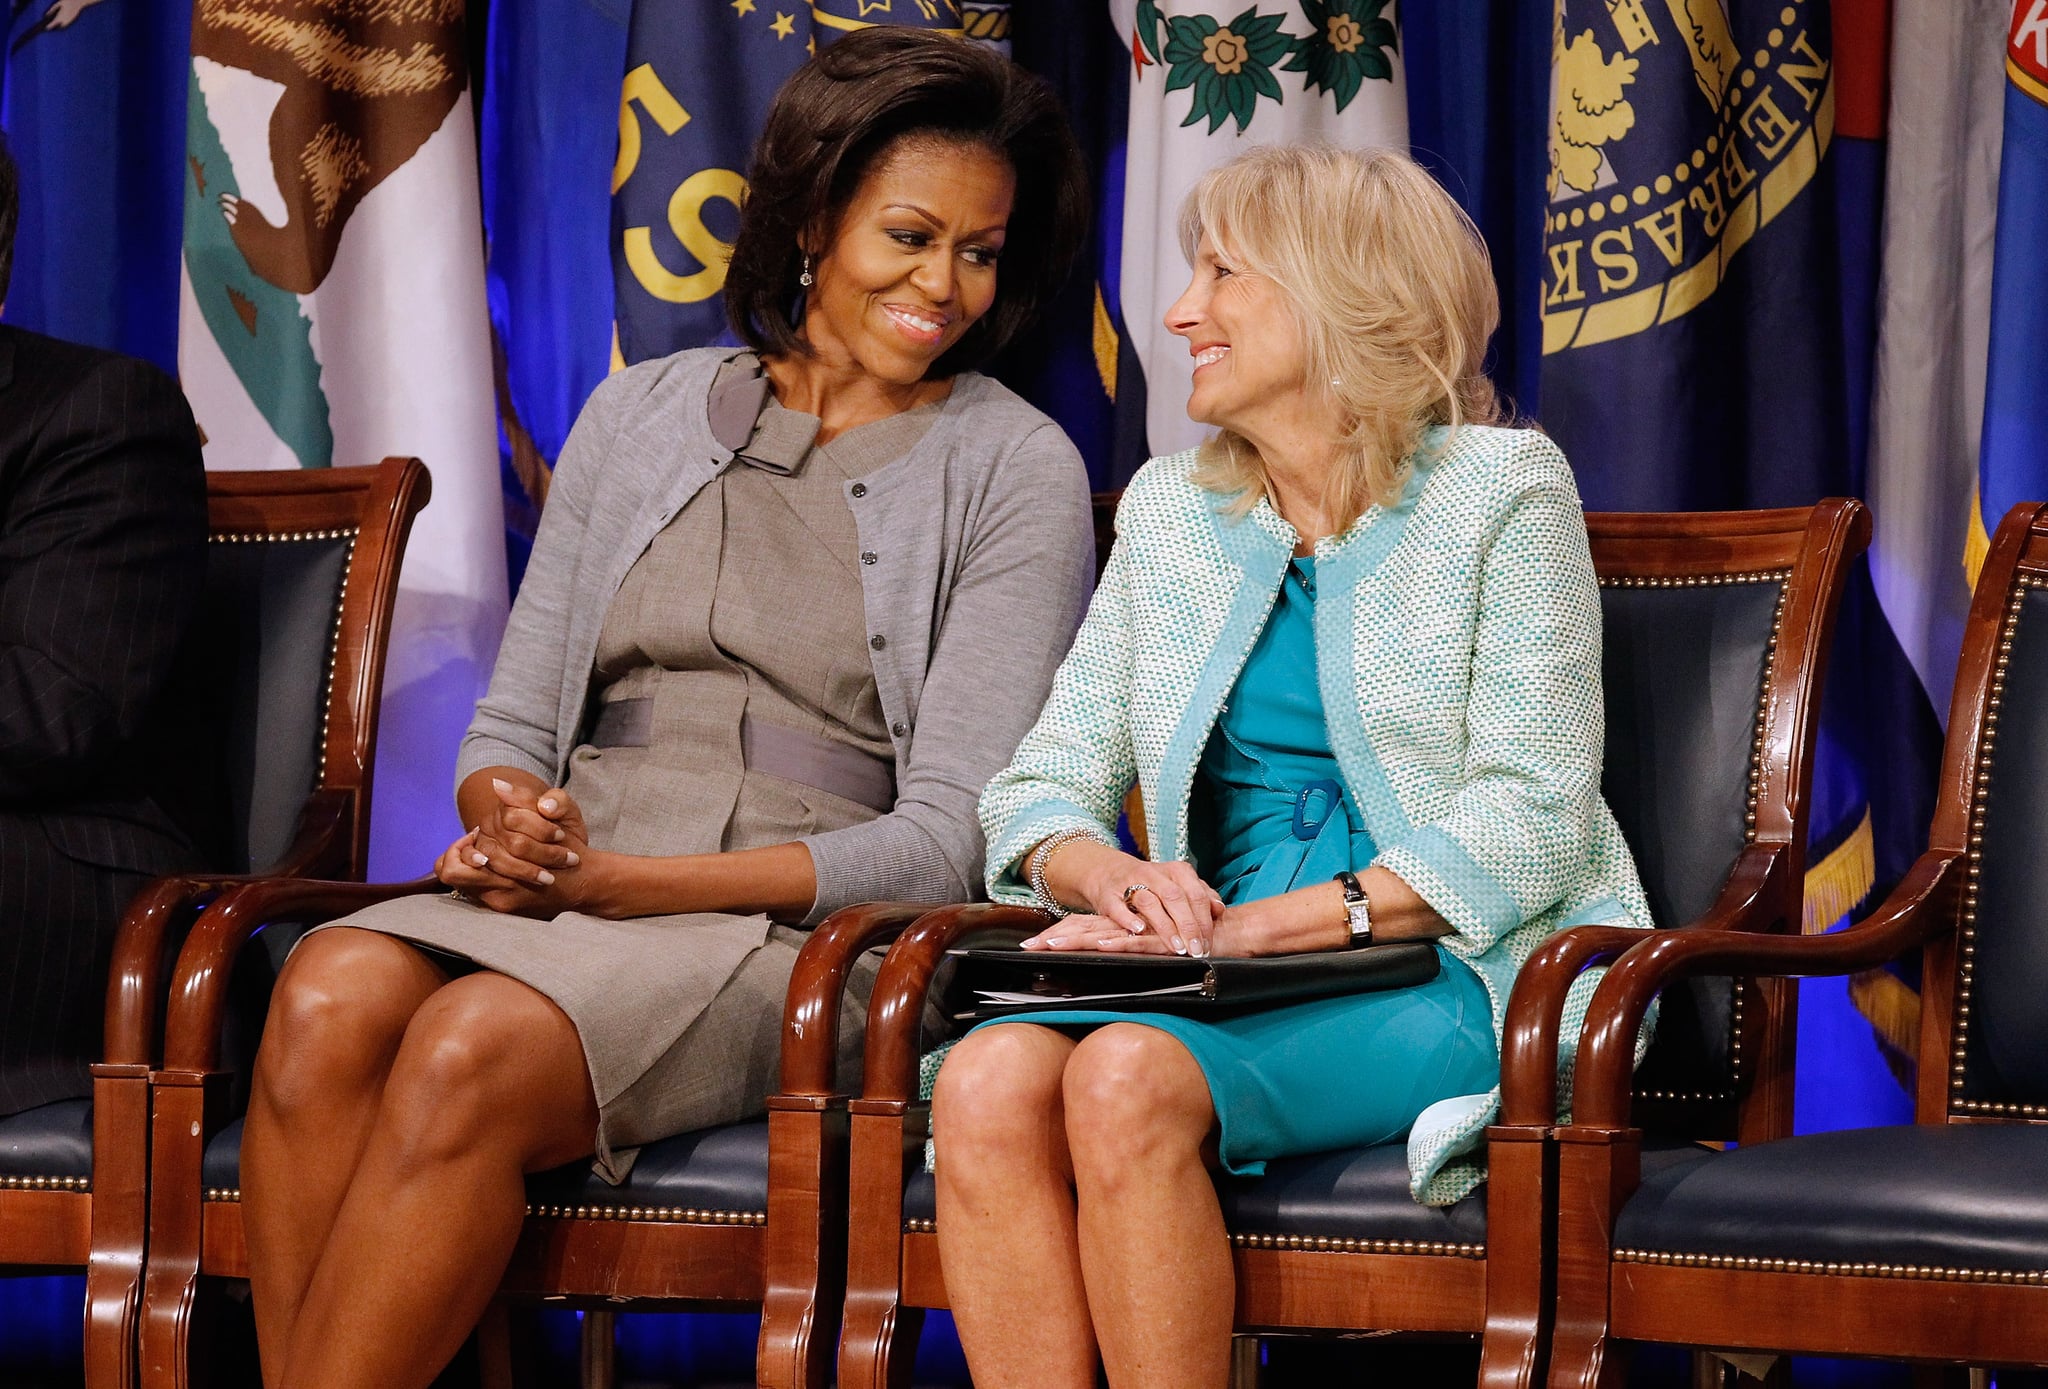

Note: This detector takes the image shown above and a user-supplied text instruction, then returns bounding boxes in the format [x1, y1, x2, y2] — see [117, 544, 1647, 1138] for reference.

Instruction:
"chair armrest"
[160, 875, 440, 1073]
[859, 903, 1054, 1108]
[776, 902, 944, 1102]
[101, 791, 358, 1068]
[1497, 841, 1790, 1128]
[1570, 846, 1963, 1129]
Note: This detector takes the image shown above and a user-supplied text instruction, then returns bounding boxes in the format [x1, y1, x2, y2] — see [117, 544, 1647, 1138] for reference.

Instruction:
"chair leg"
[1229, 1335, 1261, 1389]
[578, 1310, 616, 1389]
[1546, 1131, 1636, 1389]
[1479, 1131, 1554, 1389]
[1909, 1368, 1972, 1389]
[138, 1075, 213, 1389]
[474, 1303, 515, 1389]
[85, 1066, 156, 1389]
[758, 1105, 848, 1389]
[839, 1107, 919, 1389]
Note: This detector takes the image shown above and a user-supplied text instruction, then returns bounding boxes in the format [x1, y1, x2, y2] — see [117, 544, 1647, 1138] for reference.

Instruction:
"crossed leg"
[241, 928, 600, 1389]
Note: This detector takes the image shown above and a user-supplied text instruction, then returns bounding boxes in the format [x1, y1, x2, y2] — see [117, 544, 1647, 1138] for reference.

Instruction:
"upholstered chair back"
[1947, 574, 2048, 1113]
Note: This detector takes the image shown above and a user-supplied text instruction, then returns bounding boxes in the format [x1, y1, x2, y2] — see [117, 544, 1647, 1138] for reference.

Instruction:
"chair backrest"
[192, 460, 430, 878]
[1588, 501, 1867, 1140]
[1918, 502, 2048, 1126]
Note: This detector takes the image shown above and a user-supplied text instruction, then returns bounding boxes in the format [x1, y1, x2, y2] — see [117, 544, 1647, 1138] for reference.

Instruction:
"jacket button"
[870, 634, 886, 650]
[891, 721, 908, 737]
[850, 483, 867, 498]
[861, 551, 878, 565]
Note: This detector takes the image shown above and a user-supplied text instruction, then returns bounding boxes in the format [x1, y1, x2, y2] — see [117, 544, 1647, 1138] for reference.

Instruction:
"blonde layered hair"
[1181, 145, 1503, 522]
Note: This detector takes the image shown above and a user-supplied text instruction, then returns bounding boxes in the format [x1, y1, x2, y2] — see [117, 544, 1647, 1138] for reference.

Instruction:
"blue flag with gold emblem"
[612, 0, 963, 366]
[1540, 0, 1942, 969]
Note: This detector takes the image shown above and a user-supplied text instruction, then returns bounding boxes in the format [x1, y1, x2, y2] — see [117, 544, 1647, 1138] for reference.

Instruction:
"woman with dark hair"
[236, 29, 1094, 1388]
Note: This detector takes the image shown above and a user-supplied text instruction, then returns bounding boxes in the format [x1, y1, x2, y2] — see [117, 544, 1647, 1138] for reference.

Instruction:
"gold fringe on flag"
[1092, 284, 1119, 402]
[1803, 806, 1875, 934]
[1965, 482, 1992, 591]
[1849, 964, 1922, 1083]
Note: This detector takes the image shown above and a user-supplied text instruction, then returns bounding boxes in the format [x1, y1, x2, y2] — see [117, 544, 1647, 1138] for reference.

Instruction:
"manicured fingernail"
[1171, 936, 1186, 954]
[471, 852, 489, 867]
[537, 870, 555, 885]
[491, 778, 512, 793]
[540, 798, 559, 814]
[1192, 941, 1209, 957]
[552, 827, 566, 842]
[565, 851, 580, 866]
[1043, 938, 1064, 949]
[1124, 920, 1146, 934]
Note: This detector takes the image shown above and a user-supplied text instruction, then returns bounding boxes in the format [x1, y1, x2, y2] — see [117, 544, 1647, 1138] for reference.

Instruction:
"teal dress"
[982, 558, 1499, 1176]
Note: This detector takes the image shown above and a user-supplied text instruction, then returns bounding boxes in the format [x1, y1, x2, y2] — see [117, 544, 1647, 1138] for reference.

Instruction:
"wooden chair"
[833, 500, 1870, 1389]
[1535, 500, 2048, 1388]
[0, 458, 429, 1389]
[128, 494, 1139, 1389]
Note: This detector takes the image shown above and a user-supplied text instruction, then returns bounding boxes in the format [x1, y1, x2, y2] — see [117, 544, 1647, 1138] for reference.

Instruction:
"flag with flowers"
[1113, 0, 1407, 456]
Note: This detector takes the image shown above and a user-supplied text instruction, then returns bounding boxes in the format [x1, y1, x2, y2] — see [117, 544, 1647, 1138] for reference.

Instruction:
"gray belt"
[587, 698, 896, 813]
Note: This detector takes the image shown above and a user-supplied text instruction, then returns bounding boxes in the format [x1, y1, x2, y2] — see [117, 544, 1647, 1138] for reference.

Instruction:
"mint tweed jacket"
[978, 426, 1654, 1205]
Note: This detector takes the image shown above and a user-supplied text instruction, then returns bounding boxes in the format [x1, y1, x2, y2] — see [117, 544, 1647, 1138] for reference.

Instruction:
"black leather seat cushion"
[202, 1116, 770, 1214]
[0, 1099, 93, 1180]
[906, 1140, 1710, 1244]
[1614, 1124, 2048, 1272]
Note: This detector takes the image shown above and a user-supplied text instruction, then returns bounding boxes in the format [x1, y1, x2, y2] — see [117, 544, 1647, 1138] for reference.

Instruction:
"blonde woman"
[932, 145, 1653, 1387]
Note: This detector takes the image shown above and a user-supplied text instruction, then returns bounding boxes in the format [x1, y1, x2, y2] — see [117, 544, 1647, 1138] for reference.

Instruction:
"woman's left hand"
[1020, 913, 1187, 953]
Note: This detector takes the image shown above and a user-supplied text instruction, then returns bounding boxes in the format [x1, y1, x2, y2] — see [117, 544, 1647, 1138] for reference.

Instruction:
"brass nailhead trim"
[1614, 1248, 2047, 1284]
[1949, 574, 2043, 1118]
[205, 1188, 766, 1225]
[906, 1217, 1486, 1259]
[0, 1175, 89, 1192]
[1600, 568, 1787, 1107]
[209, 527, 358, 781]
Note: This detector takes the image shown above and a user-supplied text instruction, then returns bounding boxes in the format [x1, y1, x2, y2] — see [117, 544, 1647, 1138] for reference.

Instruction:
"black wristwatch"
[1333, 870, 1373, 948]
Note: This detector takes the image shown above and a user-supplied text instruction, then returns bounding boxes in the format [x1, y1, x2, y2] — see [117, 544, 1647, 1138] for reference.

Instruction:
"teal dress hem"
[976, 558, 1500, 1176]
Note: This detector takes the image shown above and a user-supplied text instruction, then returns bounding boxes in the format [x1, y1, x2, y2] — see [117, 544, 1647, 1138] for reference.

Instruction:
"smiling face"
[1165, 234, 1315, 442]
[799, 135, 1017, 385]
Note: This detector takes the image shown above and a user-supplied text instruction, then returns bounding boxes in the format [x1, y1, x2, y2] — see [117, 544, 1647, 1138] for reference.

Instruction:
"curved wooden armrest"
[777, 902, 944, 1100]
[1496, 841, 1790, 1129]
[860, 902, 1055, 1107]
[160, 875, 440, 1073]
[1571, 847, 1963, 1129]
[102, 791, 358, 1068]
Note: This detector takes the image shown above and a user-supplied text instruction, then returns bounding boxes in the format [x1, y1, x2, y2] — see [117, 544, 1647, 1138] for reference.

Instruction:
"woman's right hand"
[1035, 838, 1225, 956]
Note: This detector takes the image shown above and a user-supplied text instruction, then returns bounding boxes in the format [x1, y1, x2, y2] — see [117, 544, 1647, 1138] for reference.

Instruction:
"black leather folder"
[947, 941, 1440, 1020]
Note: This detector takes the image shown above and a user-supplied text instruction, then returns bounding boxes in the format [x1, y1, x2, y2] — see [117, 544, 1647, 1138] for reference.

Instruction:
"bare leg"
[1064, 1024, 1232, 1388]
[933, 1024, 1097, 1389]
[274, 972, 601, 1389]
[242, 929, 452, 1385]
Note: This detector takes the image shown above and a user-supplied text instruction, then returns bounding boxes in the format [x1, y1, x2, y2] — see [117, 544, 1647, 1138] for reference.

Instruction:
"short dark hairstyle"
[726, 27, 1088, 377]
[0, 129, 16, 307]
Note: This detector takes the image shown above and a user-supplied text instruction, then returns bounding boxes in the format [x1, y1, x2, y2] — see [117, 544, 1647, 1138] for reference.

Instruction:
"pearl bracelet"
[1025, 826, 1111, 918]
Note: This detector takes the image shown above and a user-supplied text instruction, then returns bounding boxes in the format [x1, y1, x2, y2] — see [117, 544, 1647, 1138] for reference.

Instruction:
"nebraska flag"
[177, 1, 508, 877]
[1113, 0, 1408, 458]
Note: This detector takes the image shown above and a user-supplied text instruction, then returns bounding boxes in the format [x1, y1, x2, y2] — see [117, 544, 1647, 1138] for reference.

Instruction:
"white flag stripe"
[1116, 0, 1407, 458]
[1865, 0, 2007, 721]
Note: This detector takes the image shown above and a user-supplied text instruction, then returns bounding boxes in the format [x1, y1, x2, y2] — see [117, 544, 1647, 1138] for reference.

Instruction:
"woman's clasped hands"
[435, 776, 594, 916]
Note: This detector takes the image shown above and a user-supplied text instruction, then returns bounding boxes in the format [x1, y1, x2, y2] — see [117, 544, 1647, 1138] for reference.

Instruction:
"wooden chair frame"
[833, 500, 1869, 1389]
[139, 873, 944, 1389]
[1533, 502, 2048, 1388]
[0, 459, 427, 1389]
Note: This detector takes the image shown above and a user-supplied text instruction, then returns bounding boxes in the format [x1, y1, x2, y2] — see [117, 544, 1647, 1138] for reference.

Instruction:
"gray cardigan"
[457, 347, 1095, 922]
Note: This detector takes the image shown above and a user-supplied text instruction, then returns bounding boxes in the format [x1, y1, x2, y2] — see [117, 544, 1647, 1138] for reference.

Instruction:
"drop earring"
[799, 254, 815, 289]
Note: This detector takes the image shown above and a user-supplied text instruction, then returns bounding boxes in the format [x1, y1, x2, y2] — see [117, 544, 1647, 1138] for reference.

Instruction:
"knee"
[1061, 1027, 1212, 1182]
[254, 931, 421, 1117]
[378, 980, 575, 1169]
[931, 1029, 1063, 1179]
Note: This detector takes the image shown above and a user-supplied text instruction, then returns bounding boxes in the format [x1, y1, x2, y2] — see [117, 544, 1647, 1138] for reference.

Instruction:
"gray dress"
[329, 357, 940, 1182]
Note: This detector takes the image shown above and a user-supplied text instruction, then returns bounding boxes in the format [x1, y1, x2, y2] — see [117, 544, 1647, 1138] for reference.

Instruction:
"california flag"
[1114, 0, 1408, 457]
[178, 0, 508, 877]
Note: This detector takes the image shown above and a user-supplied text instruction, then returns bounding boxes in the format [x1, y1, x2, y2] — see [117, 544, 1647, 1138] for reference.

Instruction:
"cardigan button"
[861, 551, 878, 565]
[892, 721, 908, 738]
[870, 634, 887, 650]
[850, 483, 868, 498]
